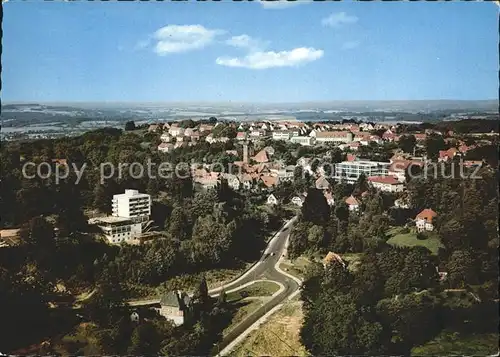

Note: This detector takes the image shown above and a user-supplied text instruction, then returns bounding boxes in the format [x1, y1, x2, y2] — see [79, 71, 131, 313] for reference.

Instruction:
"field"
[279, 256, 312, 280]
[232, 298, 309, 357]
[222, 298, 266, 338]
[411, 330, 499, 356]
[226, 281, 281, 302]
[386, 227, 444, 255]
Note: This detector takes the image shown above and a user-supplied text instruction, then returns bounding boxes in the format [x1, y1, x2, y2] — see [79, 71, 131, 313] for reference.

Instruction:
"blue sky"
[3, 1, 498, 102]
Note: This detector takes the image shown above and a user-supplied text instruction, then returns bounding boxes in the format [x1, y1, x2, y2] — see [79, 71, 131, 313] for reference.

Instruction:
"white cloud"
[225, 35, 269, 51]
[260, 0, 312, 9]
[342, 41, 360, 50]
[322, 12, 358, 27]
[152, 25, 224, 55]
[216, 47, 323, 69]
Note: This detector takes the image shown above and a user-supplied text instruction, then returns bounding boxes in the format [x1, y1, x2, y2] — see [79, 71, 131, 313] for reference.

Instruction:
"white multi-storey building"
[272, 131, 291, 141]
[290, 136, 315, 146]
[112, 189, 151, 222]
[333, 160, 390, 184]
[96, 189, 152, 244]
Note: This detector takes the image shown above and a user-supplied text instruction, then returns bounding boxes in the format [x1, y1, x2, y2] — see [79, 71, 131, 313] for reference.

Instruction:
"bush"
[400, 227, 410, 234]
[416, 232, 428, 240]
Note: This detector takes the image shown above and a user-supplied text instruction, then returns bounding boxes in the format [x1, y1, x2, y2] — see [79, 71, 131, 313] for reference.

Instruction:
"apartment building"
[333, 160, 390, 184]
[290, 136, 315, 146]
[272, 130, 292, 141]
[314, 131, 354, 144]
[112, 189, 152, 223]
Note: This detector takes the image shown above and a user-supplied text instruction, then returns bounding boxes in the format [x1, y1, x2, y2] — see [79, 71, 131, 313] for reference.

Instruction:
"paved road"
[127, 216, 301, 354]
[214, 216, 301, 354]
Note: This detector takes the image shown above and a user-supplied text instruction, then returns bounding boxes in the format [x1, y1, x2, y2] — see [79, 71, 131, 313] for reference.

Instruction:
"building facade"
[333, 160, 390, 184]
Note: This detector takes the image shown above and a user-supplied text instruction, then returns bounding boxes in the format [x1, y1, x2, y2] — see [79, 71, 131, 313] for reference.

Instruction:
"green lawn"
[411, 330, 499, 356]
[226, 281, 280, 302]
[279, 256, 312, 280]
[222, 298, 265, 337]
[386, 227, 444, 255]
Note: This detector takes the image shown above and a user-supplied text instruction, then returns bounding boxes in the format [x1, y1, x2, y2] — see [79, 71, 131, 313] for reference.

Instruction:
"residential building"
[261, 175, 279, 189]
[252, 149, 269, 163]
[415, 208, 437, 232]
[225, 174, 241, 190]
[169, 126, 185, 137]
[323, 191, 334, 206]
[333, 160, 390, 184]
[159, 291, 190, 326]
[388, 159, 424, 182]
[368, 175, 404, 193]
[236, 132, 248, 141]
[438, 148, 459, 162]
[315, 176, 331, 190]
[345, 195, 360, 211]
[148, 124, 159, 133]
[290, 136, 315, 146]
[323, 252, 346, 268]
[291, 194, 306, 207]
[267, 194, 278, 205]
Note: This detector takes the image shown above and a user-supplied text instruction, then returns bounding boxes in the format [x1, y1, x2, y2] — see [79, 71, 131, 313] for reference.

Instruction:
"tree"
[376, 291, 441, 354]
[425, 134, 446, 161]
[398, 134, 416, 154]
[446, 250, 477, 288]
[193, 276, 210, 307]
[307, 225, 325, 250]
[128, 322, 161, 355]
[124, 121, 136, 131]
[301, 293, 387, 356]
[302, 188, 330, 225]
[23, 216, 55, 248]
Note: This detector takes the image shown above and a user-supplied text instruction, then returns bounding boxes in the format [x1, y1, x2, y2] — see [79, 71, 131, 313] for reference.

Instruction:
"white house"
[415, 209, 437, 232]
[225, 174, 241, 190]
[267, 194, 278, 205]
[291, 195, 306, 207]
[169, 126, 185, 137]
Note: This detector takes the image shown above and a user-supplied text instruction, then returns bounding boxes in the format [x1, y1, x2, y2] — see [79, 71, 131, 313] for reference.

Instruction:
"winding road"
[128, 216, 301, 355]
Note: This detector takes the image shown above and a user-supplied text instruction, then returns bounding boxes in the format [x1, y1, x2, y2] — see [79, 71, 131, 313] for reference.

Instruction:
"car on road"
[270, 252, 275, 256]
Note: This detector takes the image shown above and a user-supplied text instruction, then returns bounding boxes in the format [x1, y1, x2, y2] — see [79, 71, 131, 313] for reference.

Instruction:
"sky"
[3, 0, 499, 103]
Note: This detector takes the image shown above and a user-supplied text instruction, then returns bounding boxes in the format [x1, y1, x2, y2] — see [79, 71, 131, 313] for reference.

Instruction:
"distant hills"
[3, 100, 499, 112]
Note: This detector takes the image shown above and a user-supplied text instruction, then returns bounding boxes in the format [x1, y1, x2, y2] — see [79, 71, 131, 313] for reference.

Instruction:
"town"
[2, 1, 499, 356]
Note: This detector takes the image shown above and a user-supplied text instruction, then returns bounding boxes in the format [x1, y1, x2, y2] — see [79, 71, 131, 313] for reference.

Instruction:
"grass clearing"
[411, 330, 499, 356]
[226, 281, 281, 302]
[279, 256, 311, 280]
[223, 298, 266, 338]
[232, 299, 309, 357]
[339, 253, 363, 272]
[386, 226, 443, 255]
